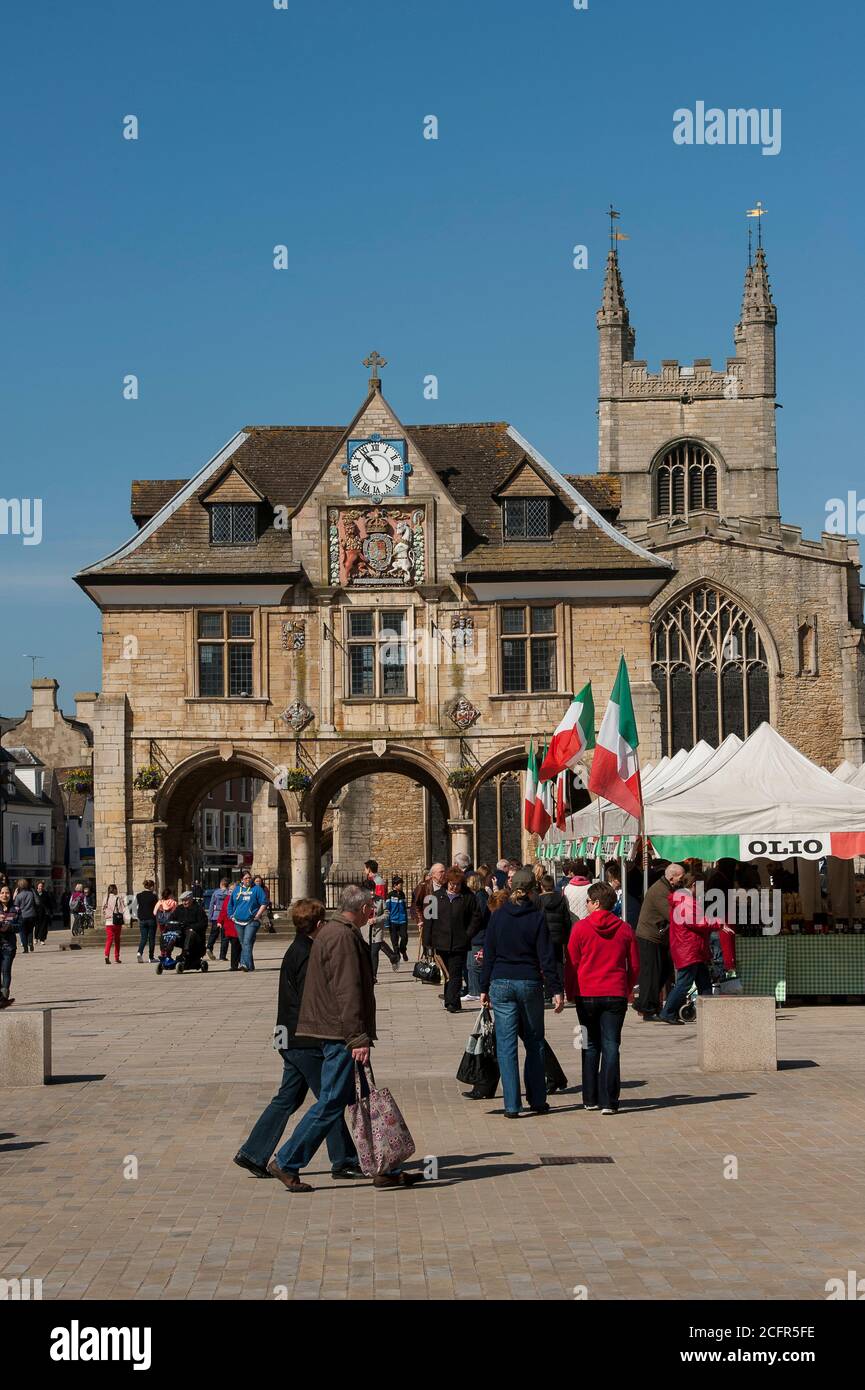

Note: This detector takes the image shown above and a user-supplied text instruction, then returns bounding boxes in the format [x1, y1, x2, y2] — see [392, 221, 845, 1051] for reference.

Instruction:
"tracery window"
[655, 442, 718, 519]
[651, 587, 769, 754]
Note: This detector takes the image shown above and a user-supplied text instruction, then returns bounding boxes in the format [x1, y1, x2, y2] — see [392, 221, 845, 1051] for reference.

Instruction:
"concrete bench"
[697, 995, 777, 1072]
[0, 1009, 52, 1085]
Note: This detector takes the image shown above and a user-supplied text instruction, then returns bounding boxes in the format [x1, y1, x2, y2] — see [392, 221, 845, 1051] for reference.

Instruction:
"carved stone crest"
[281, 701, 314, 733]
[446, 697, 480, 731]
[372, 739, 387, 758]
[329, 505, 425, 588]
[451, 615, 475, 651]
[281, 620, 306, 652]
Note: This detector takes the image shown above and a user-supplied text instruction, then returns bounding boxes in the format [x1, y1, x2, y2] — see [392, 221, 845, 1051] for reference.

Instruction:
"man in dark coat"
[268, 884, 419, 1193]
[423, 867, 483, 1012]
[234, 897, 362, 1183]
[635, 863, 684, 1019]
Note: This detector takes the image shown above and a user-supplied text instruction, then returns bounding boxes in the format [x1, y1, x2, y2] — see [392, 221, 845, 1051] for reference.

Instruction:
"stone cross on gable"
[363, 350, 388, 382]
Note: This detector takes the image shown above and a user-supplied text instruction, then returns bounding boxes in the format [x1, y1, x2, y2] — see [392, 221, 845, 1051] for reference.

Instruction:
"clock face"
[348, 440, 405, 496]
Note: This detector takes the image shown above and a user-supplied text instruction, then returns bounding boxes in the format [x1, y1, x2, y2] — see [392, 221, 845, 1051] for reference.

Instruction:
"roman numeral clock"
[343, 435, 410, 502]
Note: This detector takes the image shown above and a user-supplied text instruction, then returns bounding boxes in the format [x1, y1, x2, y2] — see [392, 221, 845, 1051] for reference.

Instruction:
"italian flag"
[524, 738, 538, 831]
[539, 683, 595, 780]
[555, 770, 569, 830]
[531, 744, 553, 837]
[588, 657, 643, 821]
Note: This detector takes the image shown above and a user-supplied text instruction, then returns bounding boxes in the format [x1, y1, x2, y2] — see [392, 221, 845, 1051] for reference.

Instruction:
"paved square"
[1, 935, 864, 1301]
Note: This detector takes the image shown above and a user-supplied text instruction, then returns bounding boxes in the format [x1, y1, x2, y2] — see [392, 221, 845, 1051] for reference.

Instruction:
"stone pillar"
[92, 693, 130, 899]
[154, 823, 167, 896]
[251, 779, 279, 876]
[288, 822, 314, 901]
[448, 819, 474, 865]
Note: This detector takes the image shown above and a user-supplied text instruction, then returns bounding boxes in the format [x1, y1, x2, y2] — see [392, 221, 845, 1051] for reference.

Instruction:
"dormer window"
[210, 503, 257, 546]
[502, 497, 550, 540]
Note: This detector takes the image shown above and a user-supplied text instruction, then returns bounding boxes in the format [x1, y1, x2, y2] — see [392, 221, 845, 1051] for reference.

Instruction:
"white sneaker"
[601, 1107, 617, 1115]
[136, 954, 143, 963]
[462, 994, 480, 1001]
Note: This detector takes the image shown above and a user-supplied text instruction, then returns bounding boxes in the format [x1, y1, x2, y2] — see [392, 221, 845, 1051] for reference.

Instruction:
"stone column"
[288, 822, 314, 901]
[448, 819, 475, 865]
[153, 823, 167, 895]
[92, 692, 130, 899]
[251, 779, 279, 876]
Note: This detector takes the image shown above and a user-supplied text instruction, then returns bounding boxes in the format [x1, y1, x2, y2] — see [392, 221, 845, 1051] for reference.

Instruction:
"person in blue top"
[228, 870, 268, 972]
[385, 875, 409, 962]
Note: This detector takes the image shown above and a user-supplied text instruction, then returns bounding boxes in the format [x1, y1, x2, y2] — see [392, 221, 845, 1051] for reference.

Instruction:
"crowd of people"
[0, 876, 57, 1008]
[227, 849, 740, 1190]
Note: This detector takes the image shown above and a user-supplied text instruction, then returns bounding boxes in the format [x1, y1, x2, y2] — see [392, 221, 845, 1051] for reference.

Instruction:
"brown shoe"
[372, 1171, 421, 1189]
[266, 1160, 313, 1192]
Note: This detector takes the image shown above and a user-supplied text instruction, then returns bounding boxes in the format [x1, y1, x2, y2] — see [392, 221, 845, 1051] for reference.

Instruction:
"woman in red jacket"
[565, 881, 639, 1115]
[659, 873, 735, 1024]
[218, 891, 241, 971]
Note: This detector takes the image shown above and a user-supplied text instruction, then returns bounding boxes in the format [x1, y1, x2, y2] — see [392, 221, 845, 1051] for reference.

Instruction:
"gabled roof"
[77, 411, 670, 583]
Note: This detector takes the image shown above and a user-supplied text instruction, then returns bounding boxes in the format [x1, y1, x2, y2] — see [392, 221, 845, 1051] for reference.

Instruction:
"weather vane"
[746, 201, 767, 263]
[608, 204, 629, 253]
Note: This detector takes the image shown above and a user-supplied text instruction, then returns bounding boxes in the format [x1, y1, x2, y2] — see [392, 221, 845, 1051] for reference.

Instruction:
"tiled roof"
[81, 422, 662, 581]
[565, 475, 621, 514]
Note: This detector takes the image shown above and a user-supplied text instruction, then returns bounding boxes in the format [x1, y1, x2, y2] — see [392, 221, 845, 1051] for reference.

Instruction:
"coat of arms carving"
[281, 701, 314, 732]
[329, 505, 425, 588]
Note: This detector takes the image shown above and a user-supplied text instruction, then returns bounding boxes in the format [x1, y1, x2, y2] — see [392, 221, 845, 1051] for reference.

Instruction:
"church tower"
[597, 240, 780, 535]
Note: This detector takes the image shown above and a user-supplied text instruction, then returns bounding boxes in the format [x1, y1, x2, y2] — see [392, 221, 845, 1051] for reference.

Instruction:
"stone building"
[75, 363, 672, 898]
[1, 679, 96, 887]
[596, 241, 865, 765]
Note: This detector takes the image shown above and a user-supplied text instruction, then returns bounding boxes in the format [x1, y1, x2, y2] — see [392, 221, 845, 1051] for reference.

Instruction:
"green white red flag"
[539, 682, 595, 780]
[524, 738, 538, 831]
[555, 770, 569, 830]
[531, 744, 553, 837]
[588, 656, 643, 821]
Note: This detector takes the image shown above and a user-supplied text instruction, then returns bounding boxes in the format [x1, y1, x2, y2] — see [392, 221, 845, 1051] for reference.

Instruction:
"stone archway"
[151, 747, 292, 895]
[291, 742, 461, 899]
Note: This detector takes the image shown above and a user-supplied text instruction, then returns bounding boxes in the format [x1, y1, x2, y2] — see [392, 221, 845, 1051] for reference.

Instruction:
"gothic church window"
[652, 587, 769, 754]
[654, 442, 718, 520]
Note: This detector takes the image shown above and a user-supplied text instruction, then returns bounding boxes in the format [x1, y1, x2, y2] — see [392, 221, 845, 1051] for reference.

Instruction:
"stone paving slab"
[1, 936, 864, 1300]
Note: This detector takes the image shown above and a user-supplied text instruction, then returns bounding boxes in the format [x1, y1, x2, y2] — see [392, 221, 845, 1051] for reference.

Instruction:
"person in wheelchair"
[171, 890, 209, 970]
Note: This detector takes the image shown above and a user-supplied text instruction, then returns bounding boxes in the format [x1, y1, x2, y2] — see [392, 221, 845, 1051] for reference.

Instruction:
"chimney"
[74, 692, 98, 729]
[31, 678, 59, 730]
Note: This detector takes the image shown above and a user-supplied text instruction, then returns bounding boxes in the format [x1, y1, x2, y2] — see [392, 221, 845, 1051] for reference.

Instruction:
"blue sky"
[0, 0, 862, 714]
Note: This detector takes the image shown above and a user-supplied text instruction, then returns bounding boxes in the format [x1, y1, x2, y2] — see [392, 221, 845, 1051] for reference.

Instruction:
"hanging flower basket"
[62, 767, 93, 795]
[447, 766, 475, 791]
[133, 765, 164, 791]
[282, 768, 312, 792]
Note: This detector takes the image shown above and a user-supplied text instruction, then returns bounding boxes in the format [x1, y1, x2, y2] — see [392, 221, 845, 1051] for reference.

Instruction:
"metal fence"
[323, 867, 426, 910]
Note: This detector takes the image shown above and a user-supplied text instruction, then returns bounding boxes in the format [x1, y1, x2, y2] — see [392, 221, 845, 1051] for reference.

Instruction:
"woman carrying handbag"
[102, 883, 129, 964]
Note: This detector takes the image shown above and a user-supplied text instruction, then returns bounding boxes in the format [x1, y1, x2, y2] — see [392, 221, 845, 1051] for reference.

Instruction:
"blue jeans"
[0, 934, 16, 996]
[466, 950, 483, 996]
[238, 919, 260, 970]
[276, 1041, 362, 1174]
[488, 977, 546, 1113]
[239, 1047, 358, 1174]
[137, 920, 157, 960]
[575, 996, 627, 1110]
[18, 921, 35, 952]
[661, 962, 712, 1020]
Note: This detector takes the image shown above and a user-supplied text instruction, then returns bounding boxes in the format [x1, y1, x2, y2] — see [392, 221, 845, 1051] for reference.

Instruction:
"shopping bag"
[456, 1005, 499, 1086]
[543, 1039, 568, 1091]
[714, 975, 744, 995]
[347, 1062, 416, 1177]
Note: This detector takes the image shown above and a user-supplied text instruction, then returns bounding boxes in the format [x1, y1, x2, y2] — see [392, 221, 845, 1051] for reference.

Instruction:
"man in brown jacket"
[268, 885, 418, 1193]
[635, 863, 684, 1020]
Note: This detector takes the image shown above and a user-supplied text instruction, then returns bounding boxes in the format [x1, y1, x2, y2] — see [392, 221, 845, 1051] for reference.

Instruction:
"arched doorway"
[299, 744, 459, 899]
[153, 749, 292, 898]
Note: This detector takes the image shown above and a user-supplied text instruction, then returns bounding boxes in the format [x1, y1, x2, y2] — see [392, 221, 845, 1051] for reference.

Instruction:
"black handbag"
[413, 957, 441, 985]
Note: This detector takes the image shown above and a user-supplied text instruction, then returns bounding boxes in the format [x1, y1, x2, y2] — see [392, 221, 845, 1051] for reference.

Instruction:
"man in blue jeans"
[268, 885, 419, 1193]
[234, 897, 363, 1181]
[227, 870, 267, 972]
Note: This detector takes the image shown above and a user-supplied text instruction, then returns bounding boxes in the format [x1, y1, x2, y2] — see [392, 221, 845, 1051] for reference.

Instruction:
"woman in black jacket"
[423, 867, 483, 1012]
[538, 873, 573, 1002]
